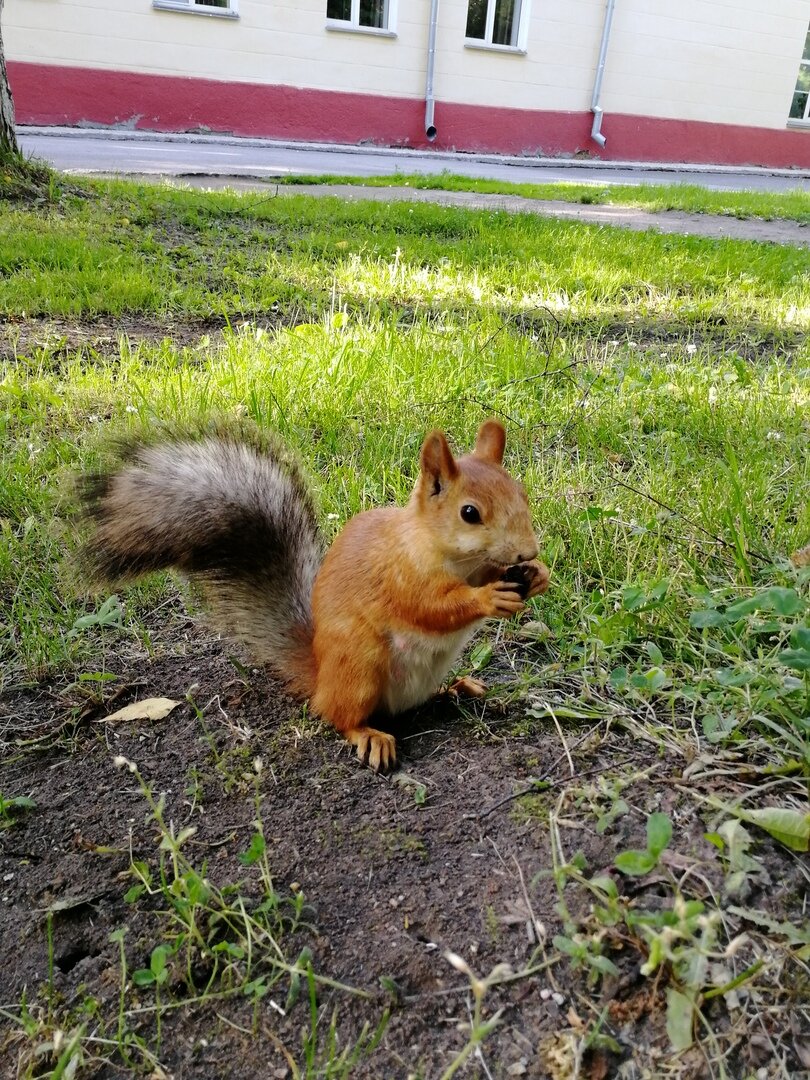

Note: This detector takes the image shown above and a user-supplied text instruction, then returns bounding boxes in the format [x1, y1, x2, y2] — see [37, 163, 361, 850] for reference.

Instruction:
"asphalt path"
[18, 127, 810, 193]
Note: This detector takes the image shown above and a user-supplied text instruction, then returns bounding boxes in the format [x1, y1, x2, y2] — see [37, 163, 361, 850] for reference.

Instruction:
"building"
[5, 0, 810, 168]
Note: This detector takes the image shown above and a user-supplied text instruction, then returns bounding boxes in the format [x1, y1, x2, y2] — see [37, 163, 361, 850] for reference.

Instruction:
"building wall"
[5, 0, 810, 165]
[604, 0, 808, 129]
[4, 0, 428, 97]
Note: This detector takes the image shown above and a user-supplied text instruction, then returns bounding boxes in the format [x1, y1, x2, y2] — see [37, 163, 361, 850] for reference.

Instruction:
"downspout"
[424, 0, 440, 140]
[591, 0, 616, 148]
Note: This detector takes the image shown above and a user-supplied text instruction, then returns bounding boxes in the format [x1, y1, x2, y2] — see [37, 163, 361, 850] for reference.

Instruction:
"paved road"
[19, 127, 810, 193]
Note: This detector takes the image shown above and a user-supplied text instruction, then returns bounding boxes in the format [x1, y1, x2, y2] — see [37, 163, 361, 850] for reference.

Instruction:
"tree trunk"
[0, 0, 20, 157]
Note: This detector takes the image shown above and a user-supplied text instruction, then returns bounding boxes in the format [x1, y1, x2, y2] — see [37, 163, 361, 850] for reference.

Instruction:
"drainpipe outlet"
[590, 107, 606, 148]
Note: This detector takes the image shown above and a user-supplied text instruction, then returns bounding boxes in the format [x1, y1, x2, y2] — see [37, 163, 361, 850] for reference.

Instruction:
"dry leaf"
[100, 698, 180, 723]
[566, 1006, 585, 1031]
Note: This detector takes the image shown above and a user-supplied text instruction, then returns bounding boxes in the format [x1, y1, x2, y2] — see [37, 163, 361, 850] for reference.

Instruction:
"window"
[789, 27, 810, 122]
[326, 0, 393, 32]
[153, 0, 238, 16]
[465, 0, 527, 50]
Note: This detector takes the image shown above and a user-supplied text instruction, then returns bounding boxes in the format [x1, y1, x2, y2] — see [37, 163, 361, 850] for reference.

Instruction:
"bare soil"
[3, 311, 803, 377]
[0, 313, 301, 365]
[1, 618, 806, 1079]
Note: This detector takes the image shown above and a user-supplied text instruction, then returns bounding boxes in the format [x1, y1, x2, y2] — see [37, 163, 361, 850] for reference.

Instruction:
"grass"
[1, 178, 810, 325]
[2, 173, 808, 772]
[1, 171, 809, 1077]
[277, 171, 810, 224]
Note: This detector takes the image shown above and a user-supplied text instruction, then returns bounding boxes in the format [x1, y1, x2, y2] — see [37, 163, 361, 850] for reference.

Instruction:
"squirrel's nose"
[517, 547, 538, 564]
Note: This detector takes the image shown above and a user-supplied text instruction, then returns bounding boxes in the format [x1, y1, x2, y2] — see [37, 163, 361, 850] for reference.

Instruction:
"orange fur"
[308, 420, 549, 767]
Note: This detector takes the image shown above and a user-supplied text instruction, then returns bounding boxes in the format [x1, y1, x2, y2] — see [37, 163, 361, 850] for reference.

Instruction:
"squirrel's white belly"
[383, 625, 481, 715]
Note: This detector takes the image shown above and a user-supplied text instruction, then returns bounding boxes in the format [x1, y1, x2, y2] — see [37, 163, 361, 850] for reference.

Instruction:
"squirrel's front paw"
[482, 580, 525, 618]
[345, 726, 397, 773]
[520, 559, 550, 599]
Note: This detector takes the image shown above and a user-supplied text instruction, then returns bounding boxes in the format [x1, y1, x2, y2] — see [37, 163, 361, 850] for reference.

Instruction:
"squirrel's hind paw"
[447, 676, 488, 699]
[346, 726, 397, 773]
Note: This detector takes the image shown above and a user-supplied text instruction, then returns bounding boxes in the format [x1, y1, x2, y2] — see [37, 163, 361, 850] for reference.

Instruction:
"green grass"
[279, 171, 810, 224]
[9, 315, 809, 753]
[1, 178, 809, 326]
[1, 179, 809, 765]
[1, 173, 809, 1077]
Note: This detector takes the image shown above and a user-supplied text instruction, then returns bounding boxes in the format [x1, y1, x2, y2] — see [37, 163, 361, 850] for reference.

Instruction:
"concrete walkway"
[165, 175, 810, 248]
[19, 128, 810, 247]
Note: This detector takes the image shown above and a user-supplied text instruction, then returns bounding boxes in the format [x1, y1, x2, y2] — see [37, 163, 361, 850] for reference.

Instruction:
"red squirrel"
[81, 419, 549, 771]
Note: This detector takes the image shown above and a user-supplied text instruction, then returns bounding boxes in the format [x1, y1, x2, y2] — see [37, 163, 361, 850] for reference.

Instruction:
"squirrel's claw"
[523, 560, 551, 599]
[346, 726, 397, 773]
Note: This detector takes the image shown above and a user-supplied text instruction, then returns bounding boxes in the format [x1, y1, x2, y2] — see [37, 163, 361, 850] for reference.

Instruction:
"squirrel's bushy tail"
[81, 434, 324, 698]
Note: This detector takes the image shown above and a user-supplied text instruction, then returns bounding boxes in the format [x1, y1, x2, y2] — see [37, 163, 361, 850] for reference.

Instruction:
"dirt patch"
[0, 314, 302, 364]
[3, 310, 802, 375]
[1, 631, 806, 1078]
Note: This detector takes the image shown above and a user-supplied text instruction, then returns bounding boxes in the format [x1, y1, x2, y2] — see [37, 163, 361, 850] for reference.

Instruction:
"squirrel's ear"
[420, 431, 459, 495]
[472, 419, 506, 465]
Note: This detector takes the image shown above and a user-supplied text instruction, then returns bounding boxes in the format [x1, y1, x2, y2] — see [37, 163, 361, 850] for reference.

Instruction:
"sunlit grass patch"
[1, 180, 809, 329]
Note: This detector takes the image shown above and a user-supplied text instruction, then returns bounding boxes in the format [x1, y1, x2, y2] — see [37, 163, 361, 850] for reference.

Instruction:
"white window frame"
[788, 41, 810, 127]
[464, 0, 530, 55]
[153, 0, 238, 18]
[326, 0, 397, 38]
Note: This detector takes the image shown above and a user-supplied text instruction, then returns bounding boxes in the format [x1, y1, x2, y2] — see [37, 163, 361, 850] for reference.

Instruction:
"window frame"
[464, 0, 530, 55]
[788, 27, 810, 125]
[153, 0, 239, 18]
[325, 0, 398, 37]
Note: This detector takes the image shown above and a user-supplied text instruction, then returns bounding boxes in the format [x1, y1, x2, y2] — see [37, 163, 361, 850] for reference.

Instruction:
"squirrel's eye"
[460, 504, 482, 525]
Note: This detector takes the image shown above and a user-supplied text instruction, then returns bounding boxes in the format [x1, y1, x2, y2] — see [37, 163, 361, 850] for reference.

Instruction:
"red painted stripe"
[9, 61, 810, 169]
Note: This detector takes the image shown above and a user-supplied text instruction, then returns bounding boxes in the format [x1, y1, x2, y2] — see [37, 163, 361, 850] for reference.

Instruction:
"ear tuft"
[473, 419, 506, 465]
[420, 430, 459, 494]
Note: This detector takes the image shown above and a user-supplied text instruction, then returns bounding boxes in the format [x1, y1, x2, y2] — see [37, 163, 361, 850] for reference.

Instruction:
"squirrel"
[80, 419, 549, 772]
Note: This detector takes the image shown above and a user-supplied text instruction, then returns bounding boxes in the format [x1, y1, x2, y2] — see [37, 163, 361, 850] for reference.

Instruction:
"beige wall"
[5, 0, 808, 129]
[4, 0, 430, 97]
[434, 0, 605, 112]
[603, 0, 808, 128]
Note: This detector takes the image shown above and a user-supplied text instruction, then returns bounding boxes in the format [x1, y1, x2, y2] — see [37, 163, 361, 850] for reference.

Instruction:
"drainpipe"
[591, 0, 616, 148]
[424, 0, 440, 140]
